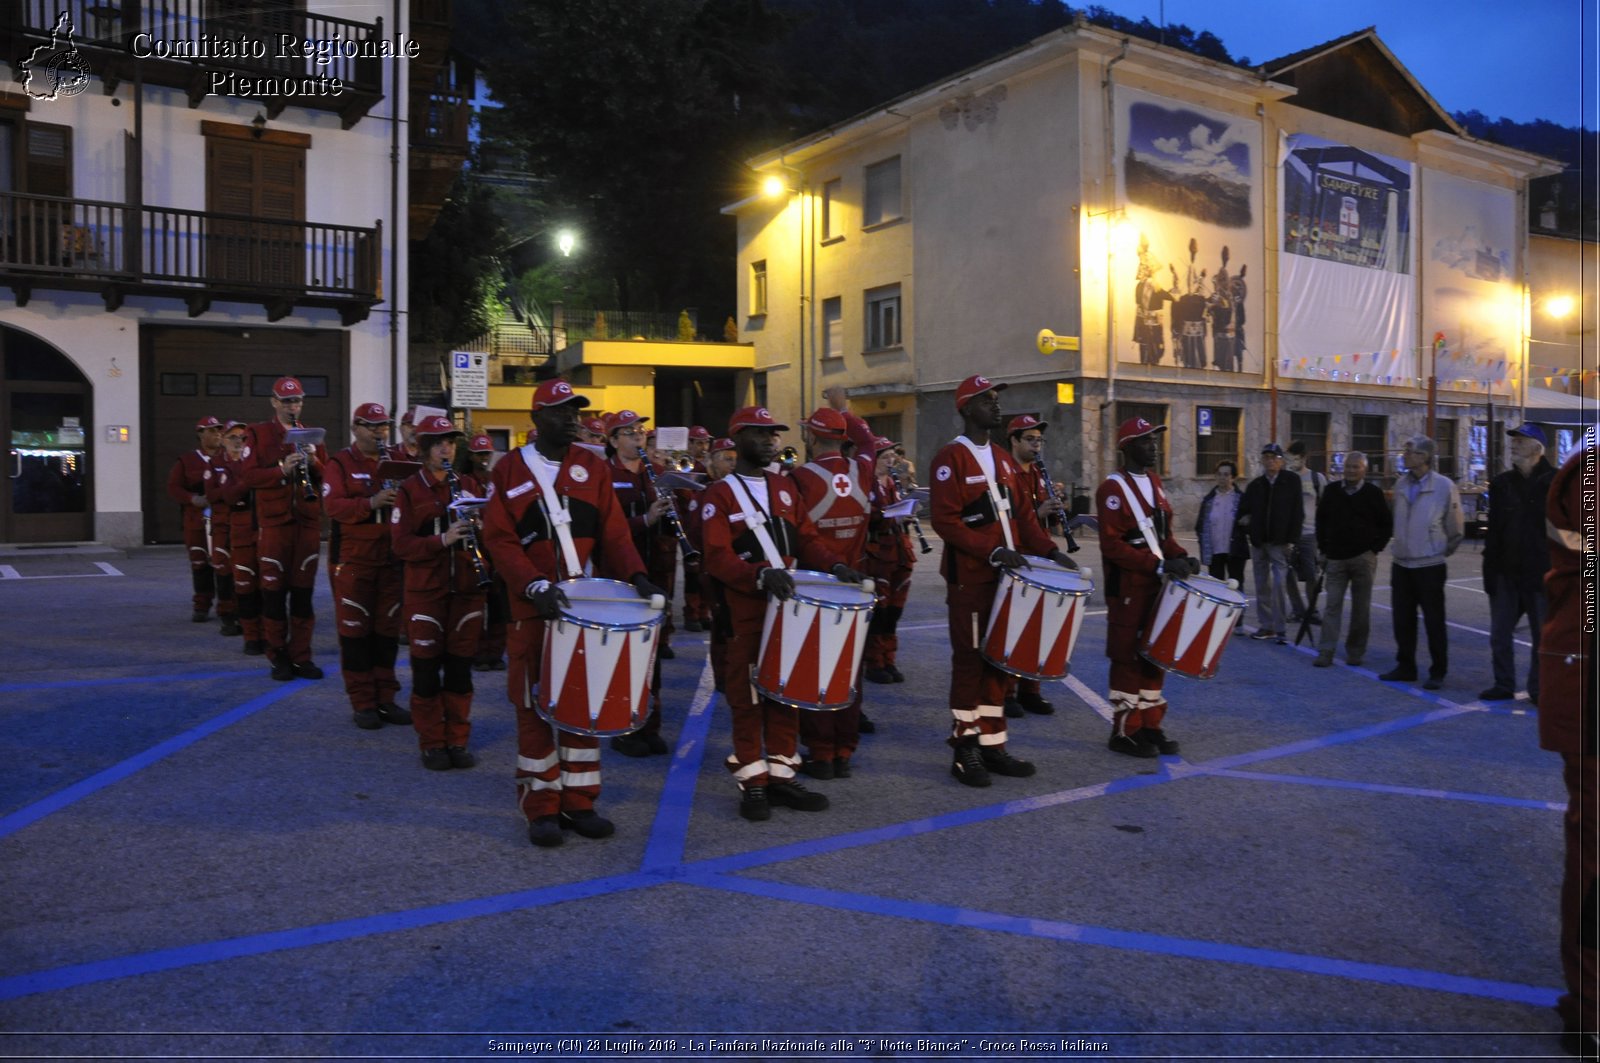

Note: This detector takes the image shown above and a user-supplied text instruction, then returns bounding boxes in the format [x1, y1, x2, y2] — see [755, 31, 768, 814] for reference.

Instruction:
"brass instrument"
[778, 445, 799, 473]
[887, 465, 933, 555]
[287, 417, 320, 503]
[640, 459, 702, 563]
[442, 458, 493, 589]
[1033, 457, 1078, 552]
[672, 455, 697, 473]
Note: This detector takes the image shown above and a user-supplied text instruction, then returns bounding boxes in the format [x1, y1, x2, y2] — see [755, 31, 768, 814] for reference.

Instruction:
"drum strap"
[520, 444, 585, 579]
[1108, 472, 1165, 563]
[956, 437, 1015, 553]
[726, 474, 787, 573]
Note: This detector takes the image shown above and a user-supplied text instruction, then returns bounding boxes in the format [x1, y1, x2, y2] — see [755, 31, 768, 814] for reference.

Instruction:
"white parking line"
[0, 561, 124, 580]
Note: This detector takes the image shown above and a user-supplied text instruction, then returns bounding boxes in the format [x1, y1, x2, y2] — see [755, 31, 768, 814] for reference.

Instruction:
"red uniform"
[391, 468, 488, 753]
[1008, 460, 1056, 706]
[167, 449, 218, 613]
[700, 471, 843, 789]
[609, 455, 675, 736]
[680, 458, 712, 627]
[792, 452, 875, 768]
[241, 419, 328, 667]
[927, 438, 1055, 749]
[197, 458, 237, 628]
[209, 451, 262, 647]
[1095, 469, 1189, 736]
[864, 469, 917, 672]
[480, 444, 647, 821]
[324, 445, 404, 720]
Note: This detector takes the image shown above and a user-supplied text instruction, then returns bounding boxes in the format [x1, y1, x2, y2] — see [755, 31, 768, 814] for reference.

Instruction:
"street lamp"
[556, 229, 577, 257]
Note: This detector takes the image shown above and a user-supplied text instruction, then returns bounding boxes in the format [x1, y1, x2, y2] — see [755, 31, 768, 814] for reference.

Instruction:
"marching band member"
[792, 407, 876, 780]
[681, 425, 713, 632]
[390, 415, 488, 770]
[167, 416, 224, 623]
[699, 407, 864, 821]
[460, 435, 509, 673]
[211, 421, 265, 656]
[701, 437, 736, 693]
[201, 420, 244, 639]
[863, 436, 915, 685]
[323, 403, 409, 732]
[242, 377, 328, 681]
[1095, 417, 1200, 758]
[480, 379, 662, 848]
[1003, 414, 1065, 717]
[397, 407, 422, 460]
[579, 416, 608, 447]
[929, 376, 1074, 787]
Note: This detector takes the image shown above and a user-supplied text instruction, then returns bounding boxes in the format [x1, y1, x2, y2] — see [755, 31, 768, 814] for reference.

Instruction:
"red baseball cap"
[606, 409, 649, 434]
[1008, 414, 1047, 436]
[800, 407, 849, 440]
[415, 414, 462, 438]
[468, 434, 493, 453]
[1117, 417, 1166, 446]
[271, 377, 305, 400]
[688, 425, 711, 440]
[582, 416, 608, 436]
[711, 436, 736, 453]
[194, 415, 223, 430]
[530, 378, 590, 411]
[728, 406, 789, 433]
[954, 374, 1007, 410]
[223, 420, 248, 433]
[873, 435, 898, 455]
[352, 402, 391, 425]
[400, 407, 417, 426]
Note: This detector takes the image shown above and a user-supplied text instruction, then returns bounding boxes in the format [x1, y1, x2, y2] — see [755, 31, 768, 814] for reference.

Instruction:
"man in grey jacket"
[1379, 435, 1464, 691]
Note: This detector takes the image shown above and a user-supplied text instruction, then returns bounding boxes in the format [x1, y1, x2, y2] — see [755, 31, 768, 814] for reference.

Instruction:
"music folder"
[376, 460, 423, 481]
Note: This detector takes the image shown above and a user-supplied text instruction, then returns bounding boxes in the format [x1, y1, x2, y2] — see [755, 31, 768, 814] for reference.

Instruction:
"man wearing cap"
[209, 422, 265, 654]
[579, 416, 608, 447]
[167, 416, 225, 622]
[1480, 423, 1555, 702]
[460, 435, 509, 672]
[397, 408, 422, 460]
[480, 378, 663, 848]
[931, 376, 1075, 786]
[863, 436, 916, 686]
[1096, 417, 1200, 757]
[680, 425, 714, 632]
[1239, 442, 1303, 643]
[323, 403, 410, 731]
[823, 384, 881, 458]
[791, 407, 877, 779]
[699, 437, 737, 691]
[1004, 413, 1068, 717]
[1379, 435, 1463, 691]
[242, 378, 329, 680]
[700, 406, 864, 820]
[199, 421, 242, 637]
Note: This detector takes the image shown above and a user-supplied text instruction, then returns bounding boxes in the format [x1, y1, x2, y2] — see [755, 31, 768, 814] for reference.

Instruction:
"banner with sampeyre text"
[1421, 170, 1519, 396]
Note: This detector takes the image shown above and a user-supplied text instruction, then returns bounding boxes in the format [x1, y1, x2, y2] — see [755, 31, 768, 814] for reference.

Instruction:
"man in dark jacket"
[1312, 451, 1391, 667]
[1239, 442, 1303, 642]
[1481, 423, 1557, 702]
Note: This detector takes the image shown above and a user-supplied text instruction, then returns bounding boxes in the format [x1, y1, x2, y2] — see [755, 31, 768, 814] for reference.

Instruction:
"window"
[1195, 406, 1240, 475]
[821, 296, 843, 359]
[206, 373, 242, 397]
[1351, 414, 1388, 477]
[1434, 419, 1459, 480]
[863, 156, 901, 227]
[205, 124, 307, 287]
[1289, 411, 1330, 472]
[753, 371, 768, 410]
[865, 284, 901, 350]
[486, 428, 511, 453]
[821, 178, 842, 240]
[1115, 402, 1168, 475]
[161, 372, 198, 396]
[749, 259, 767, 316]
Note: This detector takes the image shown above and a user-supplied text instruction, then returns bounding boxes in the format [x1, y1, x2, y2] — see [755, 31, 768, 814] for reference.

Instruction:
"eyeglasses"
[615, 428, 645, 438]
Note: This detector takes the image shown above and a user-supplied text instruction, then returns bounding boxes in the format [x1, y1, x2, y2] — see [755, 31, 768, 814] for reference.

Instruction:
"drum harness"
[1106, 471, 1167, 565]
[519, 443, 586, 581]
[725, 474, 789, 583]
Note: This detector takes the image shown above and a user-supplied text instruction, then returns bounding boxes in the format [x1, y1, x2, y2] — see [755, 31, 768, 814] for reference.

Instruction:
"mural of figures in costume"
[1113, 89, 1263, 375]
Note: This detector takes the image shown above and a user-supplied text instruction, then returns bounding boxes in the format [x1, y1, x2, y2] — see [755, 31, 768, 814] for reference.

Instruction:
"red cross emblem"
[832, 473, 851, 497]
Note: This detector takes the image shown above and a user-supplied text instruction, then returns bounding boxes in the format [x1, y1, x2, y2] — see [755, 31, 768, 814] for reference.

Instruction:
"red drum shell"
[1138, 574, 1247, 680]
[537, 578, 664, 735]
[754, 570, 874, 711]
[981, 561, 1094, 680]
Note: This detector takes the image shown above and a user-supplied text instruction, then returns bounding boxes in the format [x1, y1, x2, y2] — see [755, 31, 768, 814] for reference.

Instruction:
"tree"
[410, 173, 508, 345]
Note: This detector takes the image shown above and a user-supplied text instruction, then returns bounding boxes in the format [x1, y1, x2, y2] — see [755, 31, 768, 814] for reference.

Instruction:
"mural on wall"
[1278, 134, 1416, 386]
[1422, 171, 1519, 396]
[1114, 89, 1263, 375]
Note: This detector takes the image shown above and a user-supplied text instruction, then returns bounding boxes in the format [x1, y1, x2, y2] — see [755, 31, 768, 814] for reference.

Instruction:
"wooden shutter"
[205, 134, 305, 287]
[23, 124, 70, 196]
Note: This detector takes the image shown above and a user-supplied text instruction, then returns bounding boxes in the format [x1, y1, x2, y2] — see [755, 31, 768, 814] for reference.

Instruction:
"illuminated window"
[750, 259, 767, 316]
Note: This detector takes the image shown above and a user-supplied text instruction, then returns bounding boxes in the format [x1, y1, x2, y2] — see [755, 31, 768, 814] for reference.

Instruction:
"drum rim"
[979, 651, 1072, 681]
[1000, 564, 1094, 595]
[1164, 574, 1248, 608]
[782, 569, 876, 610]
[1136, 646, 1221, 680]
[751, 680, 859, 712]
[550, 576, 666, 631]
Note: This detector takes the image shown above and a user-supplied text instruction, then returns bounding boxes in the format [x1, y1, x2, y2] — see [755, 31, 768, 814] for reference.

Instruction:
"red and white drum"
[754, 570, 875, 711]
[1138, 574, 1246, 680]
[537, 578, 665, 735]
[982, 561, 1094, 680]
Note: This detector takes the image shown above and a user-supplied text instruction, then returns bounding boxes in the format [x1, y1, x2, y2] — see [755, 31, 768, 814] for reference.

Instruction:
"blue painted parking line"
[683, 872, 1562, 1008]
[1212, 768, 1564, 811]
[641, 659, 718, 872]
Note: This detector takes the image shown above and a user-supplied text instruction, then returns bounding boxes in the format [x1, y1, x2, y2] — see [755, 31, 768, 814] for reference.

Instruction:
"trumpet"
[640, 459, 702, 564]
[442, 459, 493, 589]
[288, 417, 319, 503]
[1033, 457, 1078, 552]
[888, 465, 934, 554]
[672, 454, 697, 474]
[778, 445, 799, 473]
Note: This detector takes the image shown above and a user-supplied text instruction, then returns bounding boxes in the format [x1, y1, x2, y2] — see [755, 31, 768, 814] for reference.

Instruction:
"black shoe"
[528, 816, 564, 847]
[219, 620, 242, 637]
[1422, 676, 1443, 691]
[739, 786, 771, 822]
[1250, 629, 1280, 641]
[857, 712, 876, 734]
[1379, 667, 1418, 683]
[1004, 699, 1026, 718]
[768, 779, 829, 811]
[191, 609, 210, 623]
[950, 744, 992, 787]
[1478, 685, 1515, 701]
[491, 658, 507, 671]
[472, 658, 495, 672]
[352, 710, 382, 730]
[376, 702, 412, 725]
[1138, 727, 1180, 755]
[421, 748, 452, 771]
[1017, 693, 1055, 715]
[291, 661, 324, 680]
[799, 758, 834, 780]
[446, 746, 475, 769]
[1108, 732, 1158, 758]
[242, 640, 265, 657]
[864, 666, 896, 684]
[559, 809, 614, 838]
[833, 756, 852, 778]
[888, 664, 906, 683]
[657, 643, 676, 660]
[610, 733, 653, 758]
[269, 657, 295, 682]
[684, 619, 703, 632]
[642, 731, 670, 755]
[980, 746, 1037, 777]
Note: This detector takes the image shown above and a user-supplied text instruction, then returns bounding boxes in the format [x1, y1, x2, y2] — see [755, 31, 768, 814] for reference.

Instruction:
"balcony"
[0, 190, 382, 324]
[1, 0, 385, 128]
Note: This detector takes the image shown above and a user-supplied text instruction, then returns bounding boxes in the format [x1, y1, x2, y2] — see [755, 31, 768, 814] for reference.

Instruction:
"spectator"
[1239, 442, 1303, 643]
[1285, 440, 1328, 624]
[1379, 435, 1464, 691]
[1312, 451, 1391, 668]
[1195, 460, 1246, 586]
[1480, 423, 1555, 702]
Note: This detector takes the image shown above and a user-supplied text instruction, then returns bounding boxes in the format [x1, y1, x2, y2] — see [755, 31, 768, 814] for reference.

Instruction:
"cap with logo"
[873, 435, 898, 455]
[606, 409, 649, 434]
[1507, 422, 1547, 446]
[688, 425, 711, 441]
[530, 378, 590, 411]
[711, 436, 736, 453]
[271, 376, 305, 400]
[415, 414, 462, 439]
[468, 434, 493, 453]
[955, 374, 1008, 410]
[194, 415, 224, 430]
[1260, 442, 1286, 457]
[1117, 417, 1167, 447]
[728, 406, 789, 433]
[582, 416, 608, 436]
[223, 420, 248, 433]
[352, 402, 391, 425]
[800, 407, 848, 439]
[1007, 414, 1047, 437]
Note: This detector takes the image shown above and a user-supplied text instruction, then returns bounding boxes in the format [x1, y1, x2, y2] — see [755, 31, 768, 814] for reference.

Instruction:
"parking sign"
[450, 350, 489, 409]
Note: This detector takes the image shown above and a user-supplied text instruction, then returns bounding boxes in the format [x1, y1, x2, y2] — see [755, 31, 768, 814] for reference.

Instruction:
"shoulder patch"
[936, 465, 952, 482]
[1106, 495, 1121, 510]
[506, 481, 533, 499]
[390, 505, 401, 523]
[569, 464, 589, 483]
[701, 502, 716, 521]
[778, 489, 792, 507]
[321, 481, 331, 497]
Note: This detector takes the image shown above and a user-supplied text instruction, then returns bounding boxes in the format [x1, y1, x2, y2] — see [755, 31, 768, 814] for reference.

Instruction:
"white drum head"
[555, 578, 661, 629]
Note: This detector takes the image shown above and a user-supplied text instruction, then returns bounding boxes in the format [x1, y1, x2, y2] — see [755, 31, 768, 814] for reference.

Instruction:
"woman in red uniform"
[863, 436, 916, 685]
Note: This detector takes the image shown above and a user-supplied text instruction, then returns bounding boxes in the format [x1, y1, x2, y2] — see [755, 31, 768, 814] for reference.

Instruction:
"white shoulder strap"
[956, 437, 1015, 552]
[1109, 471, 1165, 563]
[725, 474, 786, 571]
[520, 443, 584, 578]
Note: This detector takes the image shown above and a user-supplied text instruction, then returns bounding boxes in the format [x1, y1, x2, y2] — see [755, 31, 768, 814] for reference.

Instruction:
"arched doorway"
[1, 327, 93, 542]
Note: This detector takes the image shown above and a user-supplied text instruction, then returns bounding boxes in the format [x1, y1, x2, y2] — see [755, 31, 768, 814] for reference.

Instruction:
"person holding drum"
[930, 376, 1077, 788]
[1095, 416, 1201, 759]
[480, 379, 664, 848]
[1003, 413, 1067, 718]
[863, 436, 916, 686]
[699, 406, 867, 822]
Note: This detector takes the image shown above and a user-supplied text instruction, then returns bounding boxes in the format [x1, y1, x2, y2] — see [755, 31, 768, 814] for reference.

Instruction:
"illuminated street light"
[556, 229, 577, 257]
[761, 174, 787, 199]
[1546, 294, 1574, 319]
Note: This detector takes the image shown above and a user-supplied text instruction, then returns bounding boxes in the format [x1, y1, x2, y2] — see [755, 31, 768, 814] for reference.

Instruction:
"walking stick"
[1293, 559, 1326, 647]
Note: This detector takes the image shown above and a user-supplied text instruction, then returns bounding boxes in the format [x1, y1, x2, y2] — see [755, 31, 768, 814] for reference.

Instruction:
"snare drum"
[982, 561, 1094, 680]
[1138, 574, 1246, 680]
[754, 570, 875, 711]
[537, 578, 664, 735]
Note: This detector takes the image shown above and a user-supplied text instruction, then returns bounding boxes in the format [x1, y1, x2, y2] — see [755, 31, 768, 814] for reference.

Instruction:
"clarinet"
[1033, 457, 1078, 552]
[441, 459, 493, 589]
[288, 417, 318, 503]
[640, 459, 702, 563]
[887, 465, 933, 555]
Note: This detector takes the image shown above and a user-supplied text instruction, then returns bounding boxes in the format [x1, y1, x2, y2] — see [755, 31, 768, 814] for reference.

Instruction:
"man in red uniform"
[480, 380, 662, 848]
[323, 403, 410, 731]
[579, 415, 608, 447]
[1538, 443, 1597, 1058]
[1004, 413, 1067, 717]
[681, 424, 713, 632]
[698, 437, 736, 692]
[863, 436, 916, 685]
[210, 421, 265, 655]
[700, 407, 864, 821]
[201, 420, 244, 638]
[1096, 417, 1200, 758]
[930, 376, 1075, 787]
[397, 408, 422, 460]
[461, 434, 509, 673]
[792, 407, 876, 780]
[242, 377, 328, 681]
[167, 415, 224, 622]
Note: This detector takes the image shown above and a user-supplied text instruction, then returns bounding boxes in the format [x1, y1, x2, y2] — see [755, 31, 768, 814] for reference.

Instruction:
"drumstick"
[558, 593, 668, 611]
[786, 570, 876, 595]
